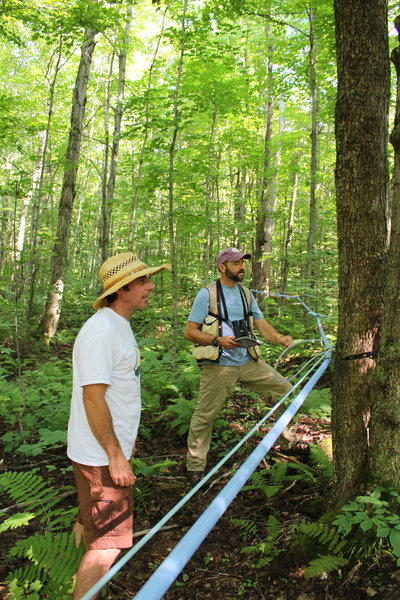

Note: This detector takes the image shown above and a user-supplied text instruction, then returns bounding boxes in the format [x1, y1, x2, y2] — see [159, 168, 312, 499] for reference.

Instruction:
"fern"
[9, 532, 84, 598]
[241, 516, 283, 567]
[0, 512, 35, 532]
[298, 521, 346, 554]
[0, 470, 76, 530]
[309, 444, 333, 478]
[230, 517, 259, 541]
[0, 471, 49, 504]
[304, 554, 348, 577]
[161, 397, 196, 435]
[242, 462, 316, 500]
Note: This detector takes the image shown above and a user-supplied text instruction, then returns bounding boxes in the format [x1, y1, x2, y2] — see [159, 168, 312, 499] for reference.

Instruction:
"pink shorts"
[72, 461, 133, 550]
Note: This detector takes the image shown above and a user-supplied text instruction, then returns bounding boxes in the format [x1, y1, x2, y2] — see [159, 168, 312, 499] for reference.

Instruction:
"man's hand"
[218, 336, 240, 349]
[109, 453, 136, 487]
[279, 335, 293, 348]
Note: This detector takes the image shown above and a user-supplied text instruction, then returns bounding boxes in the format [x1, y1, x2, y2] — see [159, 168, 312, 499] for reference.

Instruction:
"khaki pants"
[186, 359, 295, 471]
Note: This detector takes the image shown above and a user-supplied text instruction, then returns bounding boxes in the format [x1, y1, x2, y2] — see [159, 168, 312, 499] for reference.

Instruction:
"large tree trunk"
[331, 0, 389, 504]
[368, 16, 400, 488]
[41, 29, 97, 339]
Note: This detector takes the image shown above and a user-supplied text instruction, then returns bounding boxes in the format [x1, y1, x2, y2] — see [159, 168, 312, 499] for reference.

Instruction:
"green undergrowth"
[0, 333, 336, 597]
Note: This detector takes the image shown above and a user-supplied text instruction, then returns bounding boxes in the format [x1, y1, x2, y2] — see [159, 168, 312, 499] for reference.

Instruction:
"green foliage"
[131, 457, 177, 508]
[229, 517, 259, 541]
[242, 461, 317, 500]
[8, 532, 83, 599]
[0, 356, 72, 454]
[0, 470, 74, 526]
[162, 396, 196, 436]
[332, 487, 400, 565]
[0, 512, 35, 532]
[308, 444, 333, 479]
[295, 487, 400, 579]
[241, 515, 284, 568]
[300, 388, 331, 419]
[304, 555, 348, 578]
[18, 428, 66, 456]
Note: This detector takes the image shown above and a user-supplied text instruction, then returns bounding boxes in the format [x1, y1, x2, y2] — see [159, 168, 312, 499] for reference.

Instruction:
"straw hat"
[93, 252, 171, 310]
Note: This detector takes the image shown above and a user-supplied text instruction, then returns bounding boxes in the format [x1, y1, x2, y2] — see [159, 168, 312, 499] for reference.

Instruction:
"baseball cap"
[215, 247, 251, 265]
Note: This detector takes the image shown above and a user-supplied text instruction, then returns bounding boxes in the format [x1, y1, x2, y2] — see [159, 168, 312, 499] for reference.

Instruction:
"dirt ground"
[1, 404, 400, 600]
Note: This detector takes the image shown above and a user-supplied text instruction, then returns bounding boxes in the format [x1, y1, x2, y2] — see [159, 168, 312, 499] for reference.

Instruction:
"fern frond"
[0, 471, 73, 525]
[0, 471, 47, 504]
[230, 517, 258, 541]
[298, 521, 346, 554]
[9, 532, 83, 593]
[309, 444, 333, 478]
[0, 512, 35, 532]
[304, 554, 348, 577]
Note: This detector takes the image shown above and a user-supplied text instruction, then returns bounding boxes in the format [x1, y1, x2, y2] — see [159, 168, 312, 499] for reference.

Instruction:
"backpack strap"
[238, 284, 253, 320]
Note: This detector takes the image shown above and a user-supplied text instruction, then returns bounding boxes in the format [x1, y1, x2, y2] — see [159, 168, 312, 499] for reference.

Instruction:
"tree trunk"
[26, 42, 63, 321]
[129, 5, 168, 245]
[253, 23, 274, 292]
[304, 2, 319, 285]
[99, 49, 115, 262]
[233, 167, 247, 247]
[167, 0, 187, 354]
[331, 0, 389, 504]
[41, 28, 97, 339]
[368, 15, 400, 488]
[280, 168, 298, 297]
[100, 6, 132, 263]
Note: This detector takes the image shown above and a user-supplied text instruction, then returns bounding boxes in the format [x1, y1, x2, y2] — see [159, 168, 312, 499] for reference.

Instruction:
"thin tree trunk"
[253, 23, 274, 291]
[99, 50, 115, 262]
[100, 6, 132, 262]
[331, 0, 389, 505]
[280, 169, 298, 297]
[234, 167, 247, 247]
[369, 15, 400, 488]
[41, 28, 97, 339]
[129, 5, 168, 244]
[304, 3, 319, 285]
[167, 0, 188, 354]
[26, 42, 63, 321]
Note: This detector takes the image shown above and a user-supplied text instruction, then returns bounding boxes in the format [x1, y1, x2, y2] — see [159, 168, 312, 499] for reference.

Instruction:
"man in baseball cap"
[184, 247, 297, 486]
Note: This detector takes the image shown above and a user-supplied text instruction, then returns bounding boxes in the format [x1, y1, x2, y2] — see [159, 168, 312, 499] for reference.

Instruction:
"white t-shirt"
[67, 307, 141, 466]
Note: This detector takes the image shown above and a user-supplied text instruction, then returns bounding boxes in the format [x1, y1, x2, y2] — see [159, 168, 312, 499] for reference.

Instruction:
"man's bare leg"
[73, 549, 121, 600]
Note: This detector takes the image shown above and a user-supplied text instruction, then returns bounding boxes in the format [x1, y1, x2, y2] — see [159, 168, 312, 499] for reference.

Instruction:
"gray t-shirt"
[188, 284, 263, 366]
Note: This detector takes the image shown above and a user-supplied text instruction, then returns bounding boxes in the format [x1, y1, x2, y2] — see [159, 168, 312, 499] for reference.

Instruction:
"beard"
[225, 267, 244, 282]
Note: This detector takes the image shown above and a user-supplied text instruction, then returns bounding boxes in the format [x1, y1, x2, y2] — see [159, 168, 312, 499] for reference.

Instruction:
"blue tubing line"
[78, 350, 329, 600]
[132, 352, 331, 600]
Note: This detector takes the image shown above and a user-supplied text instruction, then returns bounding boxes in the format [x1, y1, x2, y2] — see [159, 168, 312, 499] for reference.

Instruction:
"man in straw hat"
[67, 252, 170, 600]
[184, 247, 301, 486]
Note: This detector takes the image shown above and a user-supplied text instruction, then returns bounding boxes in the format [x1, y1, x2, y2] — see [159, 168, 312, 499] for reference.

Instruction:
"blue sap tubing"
[133, 352, 331, 600]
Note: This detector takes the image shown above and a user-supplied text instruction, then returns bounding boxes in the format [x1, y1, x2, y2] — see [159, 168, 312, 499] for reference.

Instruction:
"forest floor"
[1, 373, 400, 599]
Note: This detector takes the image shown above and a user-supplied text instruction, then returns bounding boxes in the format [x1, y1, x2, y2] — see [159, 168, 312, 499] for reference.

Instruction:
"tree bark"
[368, 15, 400, 488]
[280, 168, 298, 297]
[331, 0, 389, 504]
[252, 22, 275, 292]
[26, 42, 63, 321]
[167, 0, 188, 354]
[41, 28, 97, 339]
[100, 6, 132, 263]
[304, 2, 319, 285]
